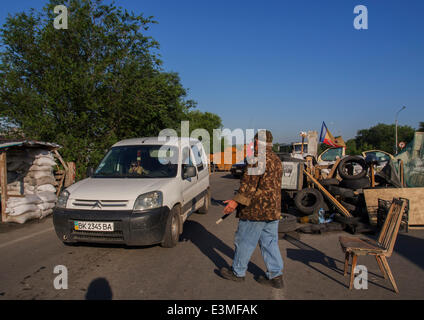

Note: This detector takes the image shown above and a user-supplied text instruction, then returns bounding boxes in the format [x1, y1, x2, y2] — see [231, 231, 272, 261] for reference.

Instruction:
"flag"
[319, 122, 346, 147]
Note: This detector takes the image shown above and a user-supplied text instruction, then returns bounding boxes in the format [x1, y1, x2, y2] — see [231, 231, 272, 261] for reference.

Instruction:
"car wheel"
[197, 190, 210, 214]
[161, 205, 180, 248]
[294, 188, 324, 215]
[337, 156, 368, 180]
[339, 177, 371, 189]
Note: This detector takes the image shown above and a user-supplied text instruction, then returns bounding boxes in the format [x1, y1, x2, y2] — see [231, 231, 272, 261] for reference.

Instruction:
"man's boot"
[256, 275, 284, 289]
[219, 267, 245, 282]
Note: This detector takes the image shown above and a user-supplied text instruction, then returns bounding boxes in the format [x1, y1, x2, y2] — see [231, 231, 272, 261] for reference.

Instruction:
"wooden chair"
[339, 198, 406, 293]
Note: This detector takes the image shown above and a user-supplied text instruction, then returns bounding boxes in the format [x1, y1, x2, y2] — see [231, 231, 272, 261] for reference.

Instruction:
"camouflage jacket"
[233, 146, 282, 221]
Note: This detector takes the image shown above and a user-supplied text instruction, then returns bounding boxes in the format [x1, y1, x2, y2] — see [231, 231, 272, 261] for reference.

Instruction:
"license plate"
[236, 170, 242, 173]
[74, 221, 114, 232]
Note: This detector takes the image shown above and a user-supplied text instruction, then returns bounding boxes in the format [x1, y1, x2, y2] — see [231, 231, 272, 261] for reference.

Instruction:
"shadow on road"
[85, 277, 113, 300]
[285, 236, 392, 291]
[395, 233, 424, 270]
[180, 220, 265, 278]
[220, 174, 238, 179]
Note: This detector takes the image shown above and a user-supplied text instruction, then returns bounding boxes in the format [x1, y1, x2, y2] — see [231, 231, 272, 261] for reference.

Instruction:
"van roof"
[112, 137, 201, 148]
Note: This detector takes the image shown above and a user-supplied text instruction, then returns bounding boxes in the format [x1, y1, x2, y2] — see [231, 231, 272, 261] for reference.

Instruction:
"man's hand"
[223, 199, 238, 215]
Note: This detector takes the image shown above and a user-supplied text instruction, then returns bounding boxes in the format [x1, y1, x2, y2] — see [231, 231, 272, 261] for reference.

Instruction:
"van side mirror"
[86, 167, 94, 177]
[183, 164, 196, 179]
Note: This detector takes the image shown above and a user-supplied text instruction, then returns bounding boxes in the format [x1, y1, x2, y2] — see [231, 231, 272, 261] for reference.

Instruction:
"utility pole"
[395, 106, 406, 154]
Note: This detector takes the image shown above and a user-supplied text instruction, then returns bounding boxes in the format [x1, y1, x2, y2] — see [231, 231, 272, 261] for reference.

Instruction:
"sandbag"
[33, 176, 58, 186]
[6, 190, 22, 196]
[30, 170, 53, 180]
[40, 208, 54, 218]
[33, 157, 56, 167]
[37, 202, 56, 211]
[37, 191, 57, 203]
[7, 185, 23, 193]
[28, 165, 53, 172]
[27, 149, 54, 159]
[36, 184, 56, 193]
[6, 210, 41, 224]
[7, 181, 22, 188]
[23, 176, 36, 185]
[7, 194, 42, 206]
[7, 182, 35, 193]
[25, 185, 35, 191]
[6, 203, 39, 216]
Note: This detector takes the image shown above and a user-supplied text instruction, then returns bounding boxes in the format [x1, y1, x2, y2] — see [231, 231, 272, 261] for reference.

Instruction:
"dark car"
[230, 159, 247, 178]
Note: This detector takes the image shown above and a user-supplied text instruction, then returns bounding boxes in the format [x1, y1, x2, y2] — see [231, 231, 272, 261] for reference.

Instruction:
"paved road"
[0, 172, 423, 300]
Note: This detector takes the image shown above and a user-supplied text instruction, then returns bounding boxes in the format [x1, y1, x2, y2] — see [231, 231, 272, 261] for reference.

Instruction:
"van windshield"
[93, 145, 179, 178]
[293, 144, 308, 153]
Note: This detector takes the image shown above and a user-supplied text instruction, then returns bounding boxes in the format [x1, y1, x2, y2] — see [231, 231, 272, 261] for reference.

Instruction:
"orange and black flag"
[319, 122, 346, 148]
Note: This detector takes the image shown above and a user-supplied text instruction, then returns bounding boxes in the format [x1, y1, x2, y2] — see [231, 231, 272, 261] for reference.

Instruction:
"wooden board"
[364, 187, 424, 226]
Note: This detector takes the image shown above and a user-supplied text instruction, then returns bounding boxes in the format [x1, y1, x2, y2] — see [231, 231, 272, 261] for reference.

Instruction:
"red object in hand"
[223, 199, 238, 214]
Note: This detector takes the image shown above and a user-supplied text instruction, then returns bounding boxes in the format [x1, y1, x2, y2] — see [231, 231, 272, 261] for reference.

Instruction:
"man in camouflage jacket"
[220, 130, 284, 289]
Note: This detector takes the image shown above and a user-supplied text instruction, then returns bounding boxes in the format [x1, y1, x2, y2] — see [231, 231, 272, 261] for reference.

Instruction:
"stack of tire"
[293, 156, 370, 215]
[328, 155, 370, 215]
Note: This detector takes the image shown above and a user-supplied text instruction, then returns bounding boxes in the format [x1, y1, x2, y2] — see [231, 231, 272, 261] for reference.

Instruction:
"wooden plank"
[56, 173, 65, 197]
[303, 169, 353, 217]
[53, 150, 68, 171]
[370, 165, 375, 188]
[364, 187, 424, 226]
[64, 161, 76, 187]
[0, 152, 8, 222]
[327, 158, 341, 179]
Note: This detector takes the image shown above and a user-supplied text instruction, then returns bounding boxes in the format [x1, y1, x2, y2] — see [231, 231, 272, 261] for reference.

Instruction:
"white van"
[53, 137, 210, 247]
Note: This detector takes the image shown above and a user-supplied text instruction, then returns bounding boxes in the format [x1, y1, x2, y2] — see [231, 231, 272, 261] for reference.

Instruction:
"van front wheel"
[161, 206, 180, 248]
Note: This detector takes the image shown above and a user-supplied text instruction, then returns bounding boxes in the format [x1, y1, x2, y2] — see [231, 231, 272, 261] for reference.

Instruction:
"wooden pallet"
[364, 187, 424, 227]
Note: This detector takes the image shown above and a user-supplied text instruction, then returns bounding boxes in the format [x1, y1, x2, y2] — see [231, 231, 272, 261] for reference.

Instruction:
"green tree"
[355, 123, 415, 154]
[418, 122, 424, 132]
[184, 109, 222, 154]
[0, 0, 221, 178]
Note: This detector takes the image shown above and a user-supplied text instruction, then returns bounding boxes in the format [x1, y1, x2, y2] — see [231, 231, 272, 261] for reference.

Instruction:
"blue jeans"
[232, 219, 284, 279]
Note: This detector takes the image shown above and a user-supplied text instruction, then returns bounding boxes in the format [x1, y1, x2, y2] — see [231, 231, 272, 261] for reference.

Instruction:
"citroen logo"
[92, 201, 102, 209]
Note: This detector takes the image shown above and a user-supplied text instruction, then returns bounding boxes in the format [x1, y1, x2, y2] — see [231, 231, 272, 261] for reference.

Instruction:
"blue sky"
[1, 0, 423, 143]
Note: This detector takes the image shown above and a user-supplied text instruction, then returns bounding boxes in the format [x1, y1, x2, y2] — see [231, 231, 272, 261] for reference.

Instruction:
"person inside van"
[129, 161, 149, 175]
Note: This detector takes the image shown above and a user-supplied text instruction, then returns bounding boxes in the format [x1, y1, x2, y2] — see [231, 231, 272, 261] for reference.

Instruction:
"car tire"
[340, 200, 356, 212]
[161, 205, 181, 248]
[294, 188, 324, 215]
[328, 185, 355, 198]
[319, 178, 339, 186]
[197, 190, 210, 214]
[337, 156, 368, 180]
[339, 177, 370, 190]
[279, 213, 297, 233]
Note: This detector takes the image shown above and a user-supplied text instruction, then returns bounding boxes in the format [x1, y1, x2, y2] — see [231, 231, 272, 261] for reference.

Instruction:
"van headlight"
[133, 191, 163, 212]
[57, 190, 70, 208]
